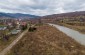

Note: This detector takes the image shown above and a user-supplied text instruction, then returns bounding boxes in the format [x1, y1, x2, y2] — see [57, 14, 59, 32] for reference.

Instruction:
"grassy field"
[0, 33, 20, 52]
[7, 24, 85, 55]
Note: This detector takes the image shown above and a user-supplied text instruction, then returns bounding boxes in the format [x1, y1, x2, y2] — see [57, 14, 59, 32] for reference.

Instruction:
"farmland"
[7, 24, 85, 55]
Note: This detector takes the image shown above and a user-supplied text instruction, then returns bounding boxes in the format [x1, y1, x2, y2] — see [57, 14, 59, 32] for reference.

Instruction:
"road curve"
[0, 30, 28, 55]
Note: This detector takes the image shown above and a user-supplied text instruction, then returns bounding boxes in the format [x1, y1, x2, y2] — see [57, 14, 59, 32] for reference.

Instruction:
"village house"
[0, 18, 15, 25]
[0, 25, 7, 30]
[11, 29, 21, 35]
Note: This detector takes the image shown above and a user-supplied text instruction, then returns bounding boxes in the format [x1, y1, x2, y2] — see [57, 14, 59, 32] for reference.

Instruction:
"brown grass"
[0, 34, 19, 52]
[7, 25, 85, 55]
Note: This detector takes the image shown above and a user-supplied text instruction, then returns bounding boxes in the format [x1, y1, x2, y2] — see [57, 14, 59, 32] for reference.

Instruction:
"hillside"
[40, 11, 85, 23]
[0, 12, 39, 19]
[7, 24, 85, 55]
[42, 11, 85, 18]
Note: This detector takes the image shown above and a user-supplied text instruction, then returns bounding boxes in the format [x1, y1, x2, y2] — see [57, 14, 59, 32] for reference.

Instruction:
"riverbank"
[7, 24, 85, 55]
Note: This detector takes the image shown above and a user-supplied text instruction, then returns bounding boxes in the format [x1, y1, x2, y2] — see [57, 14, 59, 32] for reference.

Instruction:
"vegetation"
[0, 34, 17, 52]
[0, 28, 21, 52]
[28, 27, 37, 32]
[7, 24, 85, 55]
[21, 25, 28, 30]
[39, 11, 85, 34]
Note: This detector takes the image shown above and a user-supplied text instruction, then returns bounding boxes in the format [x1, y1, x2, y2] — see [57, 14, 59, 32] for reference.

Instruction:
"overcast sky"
[0, 0, 85, 16]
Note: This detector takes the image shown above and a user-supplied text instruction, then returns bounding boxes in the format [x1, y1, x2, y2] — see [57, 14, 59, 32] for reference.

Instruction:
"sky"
[0, 0, 85, 16]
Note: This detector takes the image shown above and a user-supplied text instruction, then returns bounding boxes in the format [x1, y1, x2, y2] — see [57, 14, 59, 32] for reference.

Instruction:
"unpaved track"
[0, 30, 28, 55]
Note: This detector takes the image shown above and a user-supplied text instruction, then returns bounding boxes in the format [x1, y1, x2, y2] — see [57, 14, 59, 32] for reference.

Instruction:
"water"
[49, 24, 85, 45]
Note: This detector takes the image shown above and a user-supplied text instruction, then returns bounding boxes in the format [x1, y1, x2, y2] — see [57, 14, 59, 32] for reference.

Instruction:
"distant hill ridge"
[41, 11, 85, 18]
[0, 11, 85, 19]
[0, 12, 39, 19]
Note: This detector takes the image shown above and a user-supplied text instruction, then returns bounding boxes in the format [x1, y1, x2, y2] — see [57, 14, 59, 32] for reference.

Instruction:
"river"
[49, 23, 85, 45]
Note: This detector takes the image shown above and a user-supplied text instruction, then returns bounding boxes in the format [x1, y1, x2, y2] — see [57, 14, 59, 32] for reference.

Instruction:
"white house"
[0, 26, 7, 30]
[11, 29, 21, 34]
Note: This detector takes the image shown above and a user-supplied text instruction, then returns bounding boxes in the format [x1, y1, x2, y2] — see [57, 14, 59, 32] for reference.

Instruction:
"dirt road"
[0, 30, 28, 55]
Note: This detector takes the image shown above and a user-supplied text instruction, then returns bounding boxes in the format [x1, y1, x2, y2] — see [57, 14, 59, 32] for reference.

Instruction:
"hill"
[0, 12, 39, 19]
[7, 24, 85, 55]
[42, 11, 85, 18]
[40, 11, 85, 23]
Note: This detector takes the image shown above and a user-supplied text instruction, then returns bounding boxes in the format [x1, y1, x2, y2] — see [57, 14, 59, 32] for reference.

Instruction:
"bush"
[21, 25, 27, 30]
[28, 27, 37, 32]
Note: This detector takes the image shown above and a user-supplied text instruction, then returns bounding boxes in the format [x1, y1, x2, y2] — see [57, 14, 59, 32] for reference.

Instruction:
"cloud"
[0, 0, 85, 16]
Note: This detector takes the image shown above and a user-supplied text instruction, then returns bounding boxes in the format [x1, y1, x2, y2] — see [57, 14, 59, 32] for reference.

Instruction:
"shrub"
[28, 27, 37, 32]
[21, 25, 27, 30]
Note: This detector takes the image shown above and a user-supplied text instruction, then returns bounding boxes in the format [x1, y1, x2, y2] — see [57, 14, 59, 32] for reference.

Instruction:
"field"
[7, 24, 85, 55]
[0, 28, 22, 52]
[0, 34, 18, 52]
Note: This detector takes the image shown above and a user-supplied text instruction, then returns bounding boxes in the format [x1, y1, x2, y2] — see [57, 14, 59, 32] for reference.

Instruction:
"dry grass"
[0, 34, 18, 52]
[7, 25, 85, 55]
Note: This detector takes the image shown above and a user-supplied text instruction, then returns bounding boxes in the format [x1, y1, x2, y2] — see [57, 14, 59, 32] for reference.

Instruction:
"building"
[11, 30, 19, 34]
[0, 18, 15, 25]
[0, 26, 7, 30]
